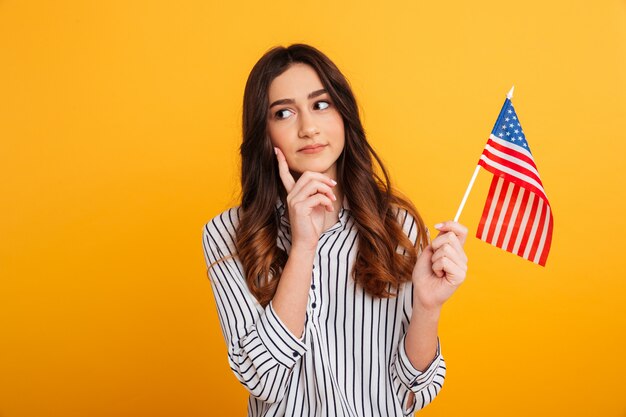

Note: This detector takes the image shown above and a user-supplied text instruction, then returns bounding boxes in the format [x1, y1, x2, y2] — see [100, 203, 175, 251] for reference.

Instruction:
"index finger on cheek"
[275, 147, 295, 192]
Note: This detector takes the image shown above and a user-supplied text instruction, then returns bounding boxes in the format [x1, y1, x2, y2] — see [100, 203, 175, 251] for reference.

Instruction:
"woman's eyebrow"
[269, 89, 328, 109]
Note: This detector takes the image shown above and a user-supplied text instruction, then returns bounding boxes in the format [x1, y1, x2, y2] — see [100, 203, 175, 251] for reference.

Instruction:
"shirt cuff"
[256, 300, 309, 369]
[396, 334, 443, 391]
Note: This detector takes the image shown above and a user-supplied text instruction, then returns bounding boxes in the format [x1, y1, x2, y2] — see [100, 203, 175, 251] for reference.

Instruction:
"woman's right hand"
[275, 147, 337, 253]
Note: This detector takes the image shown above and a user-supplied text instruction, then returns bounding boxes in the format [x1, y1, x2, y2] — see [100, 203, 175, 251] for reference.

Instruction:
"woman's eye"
[315, 101, 330, 110]
[274, 101, 330, 119]
[275, 109, 293, 119]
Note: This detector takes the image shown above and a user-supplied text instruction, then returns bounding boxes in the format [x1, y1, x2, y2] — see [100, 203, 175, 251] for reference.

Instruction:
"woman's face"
[266, 63, 345, 179]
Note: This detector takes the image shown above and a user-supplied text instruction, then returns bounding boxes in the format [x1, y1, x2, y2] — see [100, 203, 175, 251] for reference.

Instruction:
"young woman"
[202, 43, 468, 417]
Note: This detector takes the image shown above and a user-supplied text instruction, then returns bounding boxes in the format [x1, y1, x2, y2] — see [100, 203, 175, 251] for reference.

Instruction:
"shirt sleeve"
[390, 327, 446, 415]
[389, 208, 447, 415]
[202, 209, 309, 404]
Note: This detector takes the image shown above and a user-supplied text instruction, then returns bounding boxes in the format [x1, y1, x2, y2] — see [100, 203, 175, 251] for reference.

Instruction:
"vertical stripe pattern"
[477, 176, 553, 266]
[202, 202, 446, 416]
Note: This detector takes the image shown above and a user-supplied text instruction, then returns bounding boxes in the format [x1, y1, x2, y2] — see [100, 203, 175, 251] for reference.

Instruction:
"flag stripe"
[516, 194, 539, 257]
[486, 179, 507, 243]
[536, 204, 551, 265]
[522, 199, 544, 260]
[483, 140, 543, 185]
[478, 156, 547, 201]
[501, 186, 524, 250]
[510, 191, 533, 255]
[478, 176, 553, 266]
[505, 188, 530, 253]
[477, 177, 500, 239]
[479, 177, 503, 241]
[488, 135, 536, 166]
[490, 180, 514, 244]
[537, 209, 554, 266]
[495, 183, 518, 249]
[527, 201, 548, 262]
[486, 139, 539, 176]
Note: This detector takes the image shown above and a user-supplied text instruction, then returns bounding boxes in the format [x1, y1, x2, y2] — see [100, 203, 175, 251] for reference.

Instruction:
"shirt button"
[311, 302, 317, 308]
[311, 284, 316, 290]
[292, 351, 299, 357]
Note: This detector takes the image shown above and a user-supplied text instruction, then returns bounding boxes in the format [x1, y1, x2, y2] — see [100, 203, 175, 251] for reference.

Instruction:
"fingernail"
[332, 194, 337, 201]
[330, 179, 337, 185]
[434, 223, 444, 230]
[274, 147, 278, 155]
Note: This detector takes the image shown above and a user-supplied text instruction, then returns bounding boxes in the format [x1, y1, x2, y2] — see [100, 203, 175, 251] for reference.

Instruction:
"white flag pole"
[453, 86, 515, 223]
[454, 165, 480, 222]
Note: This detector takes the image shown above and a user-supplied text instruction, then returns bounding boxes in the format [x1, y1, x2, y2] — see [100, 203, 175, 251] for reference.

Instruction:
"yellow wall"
[1, 1, 625, 416]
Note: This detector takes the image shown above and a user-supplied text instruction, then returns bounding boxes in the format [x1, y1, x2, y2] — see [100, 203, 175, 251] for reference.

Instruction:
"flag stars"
[491, 103, 529, 148]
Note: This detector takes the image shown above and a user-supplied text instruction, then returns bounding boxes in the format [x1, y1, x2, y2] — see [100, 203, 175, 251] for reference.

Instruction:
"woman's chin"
[291, 163, 336, 177]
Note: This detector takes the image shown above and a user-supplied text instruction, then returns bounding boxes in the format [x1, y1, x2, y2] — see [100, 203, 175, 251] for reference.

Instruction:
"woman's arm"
[406, 221, 467, 368]
[201, 149, 340, 404]
[270, 245, 315, 338]
[389, 216, 467, 415]
[203, 213, 309, 404]
[404, 304, 441, 371]
[271, 147, 341, 337]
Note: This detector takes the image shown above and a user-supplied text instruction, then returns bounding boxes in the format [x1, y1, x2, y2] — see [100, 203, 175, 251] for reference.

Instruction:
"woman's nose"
[298, 111, 320, 138]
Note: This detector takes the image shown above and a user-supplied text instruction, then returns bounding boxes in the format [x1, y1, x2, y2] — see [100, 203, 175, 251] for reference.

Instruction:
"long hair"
[237, 44, 428, 307]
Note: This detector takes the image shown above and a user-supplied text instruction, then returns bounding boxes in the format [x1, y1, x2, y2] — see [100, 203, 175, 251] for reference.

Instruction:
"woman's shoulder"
[203, 206, 241, 230]
[201, 206, 242, 257]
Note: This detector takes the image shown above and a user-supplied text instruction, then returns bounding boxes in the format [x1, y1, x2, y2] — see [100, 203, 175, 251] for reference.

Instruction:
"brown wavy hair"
[236, 44, 428, 307]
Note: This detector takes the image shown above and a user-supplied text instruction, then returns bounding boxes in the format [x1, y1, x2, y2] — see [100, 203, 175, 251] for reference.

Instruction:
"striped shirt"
[201, 200, 446, 417]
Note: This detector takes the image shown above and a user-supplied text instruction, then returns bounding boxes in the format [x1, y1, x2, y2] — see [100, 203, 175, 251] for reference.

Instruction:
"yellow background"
[1, 0, 625, 416]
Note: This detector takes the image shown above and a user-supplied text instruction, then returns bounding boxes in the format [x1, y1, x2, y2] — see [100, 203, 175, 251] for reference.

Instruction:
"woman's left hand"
[412, 221, 469, 312]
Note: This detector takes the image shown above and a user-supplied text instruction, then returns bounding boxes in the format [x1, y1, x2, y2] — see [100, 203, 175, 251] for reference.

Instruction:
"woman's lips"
[298, 144, 327, 154]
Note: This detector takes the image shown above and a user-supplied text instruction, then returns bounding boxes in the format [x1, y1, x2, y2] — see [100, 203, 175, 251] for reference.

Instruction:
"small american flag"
[476, 95, 553, 266]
